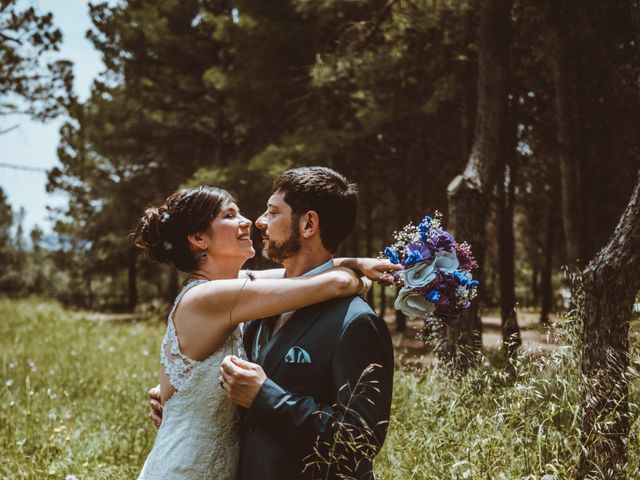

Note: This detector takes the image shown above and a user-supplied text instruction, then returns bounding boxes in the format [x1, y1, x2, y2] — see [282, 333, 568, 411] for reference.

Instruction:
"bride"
[133, 185, 392, 479]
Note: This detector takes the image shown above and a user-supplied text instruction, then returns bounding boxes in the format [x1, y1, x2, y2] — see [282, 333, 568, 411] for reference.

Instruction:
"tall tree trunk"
[540, 178, 559, 325]
[459, 6, 477, 161]
[128, 246, 138, 311]
[497, 122, 521, 357]
[531, 262, 539, 309]
[577, 171, 640, 479]
[578, 6, 640, 477]
[633, 0, 640, 88]
[550, 0, 588, 267]
[444, 0, 513, 369]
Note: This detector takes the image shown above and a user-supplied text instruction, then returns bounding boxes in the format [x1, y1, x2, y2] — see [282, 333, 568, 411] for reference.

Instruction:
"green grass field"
[1, 297, 639, 479]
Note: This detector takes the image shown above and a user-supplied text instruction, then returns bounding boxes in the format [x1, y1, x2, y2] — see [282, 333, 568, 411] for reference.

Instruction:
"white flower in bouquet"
[403, 261, 437, 288]
[395, 287, 436, 319]
[432, 250, 459, 272]
[403, 250, 459, 288]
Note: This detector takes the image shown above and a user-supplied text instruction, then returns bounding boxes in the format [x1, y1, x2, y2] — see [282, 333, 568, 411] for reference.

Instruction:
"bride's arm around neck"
[185, 267, 361, 327]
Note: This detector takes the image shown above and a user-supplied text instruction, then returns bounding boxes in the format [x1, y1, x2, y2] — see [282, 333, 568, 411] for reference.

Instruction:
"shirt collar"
[302, 258, 335, 277]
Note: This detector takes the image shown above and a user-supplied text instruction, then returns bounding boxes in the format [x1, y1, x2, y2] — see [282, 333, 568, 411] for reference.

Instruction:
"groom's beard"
[262, 220, 301, 264]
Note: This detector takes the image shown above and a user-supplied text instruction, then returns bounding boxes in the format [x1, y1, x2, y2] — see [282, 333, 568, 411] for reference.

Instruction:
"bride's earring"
[200, 249, 207, 259]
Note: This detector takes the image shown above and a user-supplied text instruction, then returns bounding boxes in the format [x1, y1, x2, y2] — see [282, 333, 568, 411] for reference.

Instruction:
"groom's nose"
[256, 212, 267, 230]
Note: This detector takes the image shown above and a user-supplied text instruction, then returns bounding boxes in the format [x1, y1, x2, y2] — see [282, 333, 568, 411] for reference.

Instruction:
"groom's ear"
[300, 211, 320, 238]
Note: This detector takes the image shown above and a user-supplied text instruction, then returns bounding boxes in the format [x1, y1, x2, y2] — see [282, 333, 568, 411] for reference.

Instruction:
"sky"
[0, 1, 104, 234]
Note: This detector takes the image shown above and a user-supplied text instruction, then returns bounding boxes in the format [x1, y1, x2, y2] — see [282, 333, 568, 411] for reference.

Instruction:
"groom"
[151, 167, 394, 479]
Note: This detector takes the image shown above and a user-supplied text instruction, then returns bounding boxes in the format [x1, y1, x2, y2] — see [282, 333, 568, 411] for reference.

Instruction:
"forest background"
[2, 0, 640, 478]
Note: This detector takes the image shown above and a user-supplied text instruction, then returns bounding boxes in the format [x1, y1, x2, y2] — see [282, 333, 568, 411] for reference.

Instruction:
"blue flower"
[426, 290, 441, 303]
[404, 250, 424, 267]
[453, 271, 469, 285]
[403, 242, 432, 267]
[468, 280, 480, 287]
[418, 215, 432, 239]
[384, 247, 400, 264]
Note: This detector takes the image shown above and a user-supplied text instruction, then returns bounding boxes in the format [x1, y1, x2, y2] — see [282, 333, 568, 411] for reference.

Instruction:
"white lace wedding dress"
[138, 280, 245, 479]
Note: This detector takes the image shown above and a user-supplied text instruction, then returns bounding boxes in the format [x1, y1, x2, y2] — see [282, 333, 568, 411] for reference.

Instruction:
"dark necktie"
[257, 316, 277, 353]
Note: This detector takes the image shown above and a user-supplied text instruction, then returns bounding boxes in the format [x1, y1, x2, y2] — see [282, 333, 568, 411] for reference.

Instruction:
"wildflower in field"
[5, 379, 13, 387]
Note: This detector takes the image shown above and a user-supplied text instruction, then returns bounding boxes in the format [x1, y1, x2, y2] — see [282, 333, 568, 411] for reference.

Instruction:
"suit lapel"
[259, 302, 326, 377]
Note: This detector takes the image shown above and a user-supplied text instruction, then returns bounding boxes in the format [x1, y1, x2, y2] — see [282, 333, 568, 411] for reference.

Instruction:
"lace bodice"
[138, 280, 246, 480]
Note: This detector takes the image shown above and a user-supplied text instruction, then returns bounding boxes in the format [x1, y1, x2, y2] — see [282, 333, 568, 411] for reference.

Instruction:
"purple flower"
[455, 242, 479, 271]
[432, 230, 456, 251]
[403, 242, 432, 267]
[431, 229, 456, 252]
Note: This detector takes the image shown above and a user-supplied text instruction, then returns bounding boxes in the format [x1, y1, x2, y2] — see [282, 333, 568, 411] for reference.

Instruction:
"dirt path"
[385, 311, 561, 360]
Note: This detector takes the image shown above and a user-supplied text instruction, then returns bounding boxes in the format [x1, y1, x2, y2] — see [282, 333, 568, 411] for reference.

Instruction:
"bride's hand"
[353, 258, 403, 286]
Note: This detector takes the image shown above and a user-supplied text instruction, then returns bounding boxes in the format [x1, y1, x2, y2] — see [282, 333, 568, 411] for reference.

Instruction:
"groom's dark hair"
[272, 166, 358, 253]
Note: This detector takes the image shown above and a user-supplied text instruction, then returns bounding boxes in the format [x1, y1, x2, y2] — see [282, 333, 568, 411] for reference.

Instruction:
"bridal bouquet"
[383, 212, 479, 324]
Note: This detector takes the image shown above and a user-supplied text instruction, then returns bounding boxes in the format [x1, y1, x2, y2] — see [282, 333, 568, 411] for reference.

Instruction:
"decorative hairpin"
[163, 241, 173, 251]
[161, 212, 171, 223]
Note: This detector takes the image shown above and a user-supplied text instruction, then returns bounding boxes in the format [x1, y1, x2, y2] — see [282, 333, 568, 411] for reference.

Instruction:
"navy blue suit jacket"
[239, 296, 394, 480]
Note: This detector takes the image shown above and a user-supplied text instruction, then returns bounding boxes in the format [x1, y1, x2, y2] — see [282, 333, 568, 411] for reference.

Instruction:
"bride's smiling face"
[205, 202, 255, 261]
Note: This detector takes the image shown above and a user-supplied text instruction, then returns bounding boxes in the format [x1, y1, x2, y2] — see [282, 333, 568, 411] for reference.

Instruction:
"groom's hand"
[219, 356, 266, 408]
[148, 385, 163, 429]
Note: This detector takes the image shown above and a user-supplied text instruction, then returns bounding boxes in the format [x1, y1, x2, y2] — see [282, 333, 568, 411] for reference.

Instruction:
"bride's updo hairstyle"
[134, 186, 233, 272]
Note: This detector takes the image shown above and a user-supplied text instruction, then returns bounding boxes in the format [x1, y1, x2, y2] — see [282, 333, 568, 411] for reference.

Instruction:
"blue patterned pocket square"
[284, 346, 312, 364]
